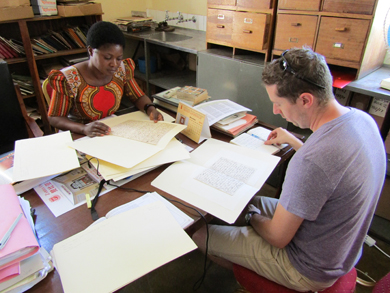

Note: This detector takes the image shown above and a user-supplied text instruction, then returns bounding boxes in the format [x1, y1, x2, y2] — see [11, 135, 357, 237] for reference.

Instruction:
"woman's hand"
[264, 127, 303, 151]
[83, 121, 111, 137]
[148, 107, 164, 122]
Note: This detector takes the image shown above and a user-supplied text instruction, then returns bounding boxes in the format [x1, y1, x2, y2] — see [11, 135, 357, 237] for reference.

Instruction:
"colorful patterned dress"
[47, 58, 144, 124]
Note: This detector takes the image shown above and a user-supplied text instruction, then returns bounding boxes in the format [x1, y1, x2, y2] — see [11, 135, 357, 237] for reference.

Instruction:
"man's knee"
[192, 225, 208, 252]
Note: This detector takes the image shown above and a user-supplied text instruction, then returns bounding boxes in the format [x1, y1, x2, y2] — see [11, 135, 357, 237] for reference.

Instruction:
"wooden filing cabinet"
[272, 0, 390, 79]
[207, 9, 234, 46]
[207, 0, 277, 59]
[278, 0, 321, 11]
[273, 14, 318, 50]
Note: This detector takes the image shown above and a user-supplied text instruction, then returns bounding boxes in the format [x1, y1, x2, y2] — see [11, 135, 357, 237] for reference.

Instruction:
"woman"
[47, 21, 163, 137]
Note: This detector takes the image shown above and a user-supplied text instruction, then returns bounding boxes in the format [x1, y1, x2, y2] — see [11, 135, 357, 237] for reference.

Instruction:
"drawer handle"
[333, 43, 344, 49]
[291, 23, 301, 27]
[244, 18, 253, 24]
[335, 27, 347, 32]
[217, 25, 225, 29]
[289, 37, 299, 43]
[217, 14, 225, 19]
[243, 30, 253, 34]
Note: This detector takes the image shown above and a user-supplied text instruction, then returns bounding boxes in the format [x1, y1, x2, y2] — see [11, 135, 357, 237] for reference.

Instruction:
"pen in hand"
[0, 213, 23, 250]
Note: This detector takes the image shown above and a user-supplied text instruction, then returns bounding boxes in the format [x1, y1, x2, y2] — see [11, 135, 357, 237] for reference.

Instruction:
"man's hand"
[247, 204, 261, 214]
[83, 121, 110, 137]
[264, 127, 303, 151]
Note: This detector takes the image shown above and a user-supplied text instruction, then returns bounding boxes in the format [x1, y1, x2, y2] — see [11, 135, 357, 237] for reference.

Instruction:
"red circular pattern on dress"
[91, 87, 116, 118]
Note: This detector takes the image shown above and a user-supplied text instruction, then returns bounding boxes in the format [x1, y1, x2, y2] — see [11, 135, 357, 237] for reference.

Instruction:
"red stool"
[233, 264, 357, 293]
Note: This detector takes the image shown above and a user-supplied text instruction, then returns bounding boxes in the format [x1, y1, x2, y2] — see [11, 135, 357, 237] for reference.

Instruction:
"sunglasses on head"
[279, 50, 326, 89]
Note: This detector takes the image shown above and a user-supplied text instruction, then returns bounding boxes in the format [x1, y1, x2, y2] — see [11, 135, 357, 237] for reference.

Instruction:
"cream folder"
[13, 131, 79, 182]
[51, 201, 197, 293]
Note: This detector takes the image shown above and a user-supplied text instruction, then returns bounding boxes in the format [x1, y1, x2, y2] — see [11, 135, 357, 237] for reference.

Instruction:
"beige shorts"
[208, 196, 336, 292]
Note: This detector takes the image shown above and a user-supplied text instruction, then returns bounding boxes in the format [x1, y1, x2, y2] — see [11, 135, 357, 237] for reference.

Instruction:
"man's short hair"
[87, 21, 126, 50]
[262, 47, 333, 105]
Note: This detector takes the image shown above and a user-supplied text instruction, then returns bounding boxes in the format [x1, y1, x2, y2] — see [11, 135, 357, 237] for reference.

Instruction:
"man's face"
[266, 84, 305, 128]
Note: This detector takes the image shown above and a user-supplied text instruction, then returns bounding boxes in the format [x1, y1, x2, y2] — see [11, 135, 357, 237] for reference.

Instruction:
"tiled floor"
[117, 183, 390, 293]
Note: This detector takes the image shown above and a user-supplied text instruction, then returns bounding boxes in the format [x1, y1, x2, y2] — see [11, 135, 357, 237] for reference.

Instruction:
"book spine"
[63, 29, 83, 48]
[0, 37, 19, 58]
[73, 27, 87, 45]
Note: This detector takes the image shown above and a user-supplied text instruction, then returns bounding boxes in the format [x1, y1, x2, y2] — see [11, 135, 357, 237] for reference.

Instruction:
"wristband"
[144, 103, 156, 113]
[245, 211, 259, 225]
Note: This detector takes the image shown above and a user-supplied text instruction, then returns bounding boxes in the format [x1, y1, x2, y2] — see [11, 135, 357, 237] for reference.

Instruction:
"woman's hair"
[262, 47, 333, 106]
[86, 21, 126, 49]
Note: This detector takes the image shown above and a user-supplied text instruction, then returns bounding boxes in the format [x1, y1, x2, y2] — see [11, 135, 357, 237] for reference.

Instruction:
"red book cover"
[0, 43, 13, 59]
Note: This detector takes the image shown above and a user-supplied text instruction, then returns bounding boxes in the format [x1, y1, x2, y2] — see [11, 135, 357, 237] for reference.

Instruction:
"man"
[192, 47, 386, 292]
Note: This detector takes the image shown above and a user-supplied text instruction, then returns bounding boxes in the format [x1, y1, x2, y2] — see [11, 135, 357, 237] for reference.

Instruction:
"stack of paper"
[0, 184, 53, 292]
[152, 87, 211, 113]
[69, 111, 189, 181]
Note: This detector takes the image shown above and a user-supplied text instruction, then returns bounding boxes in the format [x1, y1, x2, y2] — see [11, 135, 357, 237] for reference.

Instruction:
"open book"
[89, 192, 194, 229]
[230, 126, 288, 155]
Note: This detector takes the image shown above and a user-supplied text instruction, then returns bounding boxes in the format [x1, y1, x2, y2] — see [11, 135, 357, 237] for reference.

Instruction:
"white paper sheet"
[51, 201, 197, 293]
[13, 131, 80, 182]
[194, 99, 251, 125]
[152, 139, 280, 224]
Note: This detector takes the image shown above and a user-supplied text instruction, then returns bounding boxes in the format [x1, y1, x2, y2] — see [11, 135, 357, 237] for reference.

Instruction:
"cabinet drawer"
[237, 0, 272, 11]
[233, 12, 270, 51]
[278, 0, 321, 11]
[315, 17, 370, 63]
[207, 9, 234, 45]
[322, 0, 376, 15]
[273, 14, 318, 50]
[208, 0, 236, 6]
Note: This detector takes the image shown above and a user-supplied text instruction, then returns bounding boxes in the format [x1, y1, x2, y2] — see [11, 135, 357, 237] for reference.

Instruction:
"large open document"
[68, 112, 186, 169]
[51, 201, 197, 293]
[152, 138, 280, 224]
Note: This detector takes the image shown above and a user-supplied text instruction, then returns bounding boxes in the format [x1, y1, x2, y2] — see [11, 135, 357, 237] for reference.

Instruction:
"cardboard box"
[31, 0, 56, 6]
[0, 5, 33, 21]
[57, 2, 102, 17]
[32, 5, 57, 16]
[0, 0, 30, 8]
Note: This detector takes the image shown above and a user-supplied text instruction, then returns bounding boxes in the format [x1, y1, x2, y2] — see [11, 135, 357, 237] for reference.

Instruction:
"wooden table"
[22, 121, 301, 293]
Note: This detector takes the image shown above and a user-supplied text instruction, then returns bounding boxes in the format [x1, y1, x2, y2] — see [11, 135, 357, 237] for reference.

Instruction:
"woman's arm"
[48, 116, 110, 137]
[134, 95, 164, 122]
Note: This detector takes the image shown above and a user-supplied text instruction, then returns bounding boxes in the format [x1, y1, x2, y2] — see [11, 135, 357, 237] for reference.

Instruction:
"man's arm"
[249, 203, 303, 248]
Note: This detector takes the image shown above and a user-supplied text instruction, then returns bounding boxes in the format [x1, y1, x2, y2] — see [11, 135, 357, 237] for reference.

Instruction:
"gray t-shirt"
[280, 108, 386, 282]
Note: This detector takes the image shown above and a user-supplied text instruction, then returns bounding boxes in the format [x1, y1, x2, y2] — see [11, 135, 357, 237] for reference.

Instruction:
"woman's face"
[88, 43, 123, 76]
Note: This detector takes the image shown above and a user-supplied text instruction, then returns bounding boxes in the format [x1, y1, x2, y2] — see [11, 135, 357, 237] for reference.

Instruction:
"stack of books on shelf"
[153, 86, 210, 112]
[12, 74, 34, 96]
[0, 184, 53, 292]
[0, 25, 88, 60]
[31, 0, 57, 16]
[31, 26, 88, 55]
[0, 36, 25, 59]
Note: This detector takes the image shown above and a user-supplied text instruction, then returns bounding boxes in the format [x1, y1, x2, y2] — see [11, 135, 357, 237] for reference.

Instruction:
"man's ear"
[298, 93, 314, 108]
